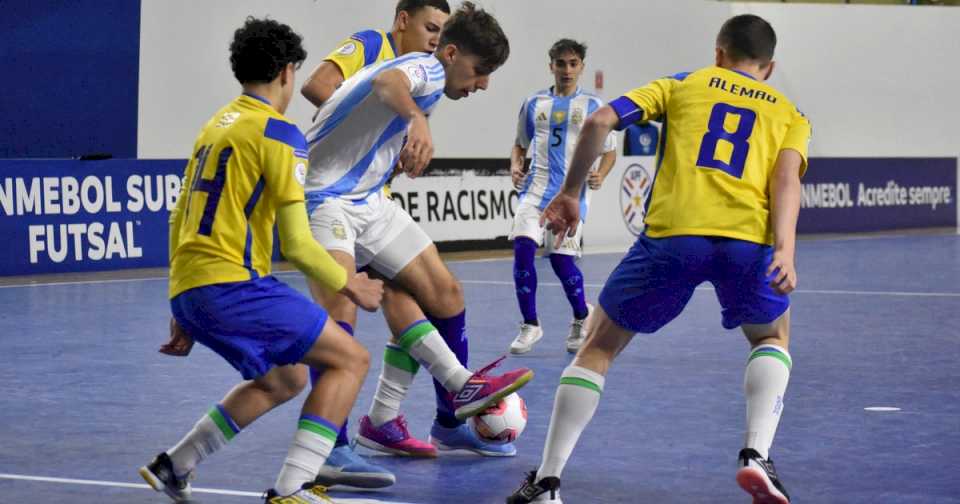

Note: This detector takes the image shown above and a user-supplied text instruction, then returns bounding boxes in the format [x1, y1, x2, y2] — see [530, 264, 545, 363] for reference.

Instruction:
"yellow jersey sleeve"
[621, 76, 684, 124]
[780, 109, 812, 176]
[324, 30, 395, 80]
[261, 118, 308, 206]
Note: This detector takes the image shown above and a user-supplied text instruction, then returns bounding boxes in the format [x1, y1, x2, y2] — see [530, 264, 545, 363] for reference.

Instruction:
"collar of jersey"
[549, 85, 582, 99]
[242, 92, 272, 106]
[727, 68, 758, 81]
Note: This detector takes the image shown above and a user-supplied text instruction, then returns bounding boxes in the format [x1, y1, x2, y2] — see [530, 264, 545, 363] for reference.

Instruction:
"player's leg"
[711, 239, 793, 503]
[271, 317, 372, 497]
[508, 235, 703, 503]
[509, 203, 544, 354]
[546, 221, 592, 354]
[354, 278, 439, 458]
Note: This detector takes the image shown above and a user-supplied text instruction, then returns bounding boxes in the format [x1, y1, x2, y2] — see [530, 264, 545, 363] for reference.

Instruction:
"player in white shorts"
[303, 2, 535, 466]
[509, 39, 617, 355]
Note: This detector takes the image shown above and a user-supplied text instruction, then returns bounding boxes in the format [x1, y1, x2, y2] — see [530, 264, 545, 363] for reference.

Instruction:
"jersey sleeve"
[395, 56, 443, 96]
[324, 30, 383, 80]
[260, 118, 309, 205]
[515, 98, 534, 149]
[609, 77, 680, 131]
[781, 108, 812, 176]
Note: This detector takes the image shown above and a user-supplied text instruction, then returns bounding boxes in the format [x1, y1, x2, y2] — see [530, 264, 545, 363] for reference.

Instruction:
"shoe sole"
[736, 467, 789, 504]
[314, 468, 396, 489]
[429, 438, 517, 457]
[355, 435, 438, 458]
[454, 369, 534, 420]
[138, 465, 189, 502]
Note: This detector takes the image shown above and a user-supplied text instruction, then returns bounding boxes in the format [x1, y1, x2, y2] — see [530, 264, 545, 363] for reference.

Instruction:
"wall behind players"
[137, 0, 960, 160]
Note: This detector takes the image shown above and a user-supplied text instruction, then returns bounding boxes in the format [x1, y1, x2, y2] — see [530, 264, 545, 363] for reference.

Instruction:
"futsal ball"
[469, 393, 528, 444]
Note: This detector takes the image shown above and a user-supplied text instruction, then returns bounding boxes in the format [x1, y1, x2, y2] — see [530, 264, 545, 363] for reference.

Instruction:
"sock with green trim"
[368, 343, 421, 427]
[537, 365, 605, 480]
[275, 414, 338, 496]
[744, 344, 792, 459]
[166, 404, 241, 477]
[396, 320, 472, 394]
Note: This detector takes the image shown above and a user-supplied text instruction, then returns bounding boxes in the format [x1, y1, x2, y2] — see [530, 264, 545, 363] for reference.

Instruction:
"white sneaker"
[565, 304, 594, 354]
[510, 323, 543, 354]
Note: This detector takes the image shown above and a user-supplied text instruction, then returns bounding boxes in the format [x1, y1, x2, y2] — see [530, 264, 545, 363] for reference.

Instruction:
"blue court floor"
[1, 233, 958, 503]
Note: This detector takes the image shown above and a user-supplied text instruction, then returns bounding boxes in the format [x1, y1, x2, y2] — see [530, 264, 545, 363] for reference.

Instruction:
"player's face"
[550, 51, 584, 90]
[398, 7, 448, 54]
[441, 47, 494, 100]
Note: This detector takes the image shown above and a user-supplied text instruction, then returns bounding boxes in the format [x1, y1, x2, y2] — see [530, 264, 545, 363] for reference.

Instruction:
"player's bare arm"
[510, 144, 528, 189]
[277, 201, 384, 311]
[301, 61, 346, 108]
[542, 105, 619, 245]
[372, 68, 434, 177]
[588, 150, 617, 190]
[767, 149, 803, 295]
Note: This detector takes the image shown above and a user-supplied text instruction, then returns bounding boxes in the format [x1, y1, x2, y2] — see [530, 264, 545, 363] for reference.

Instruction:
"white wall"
[139, 0, 960, 160]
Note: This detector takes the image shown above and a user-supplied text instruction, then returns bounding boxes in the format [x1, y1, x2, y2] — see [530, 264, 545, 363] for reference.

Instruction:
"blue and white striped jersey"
[304, 52, 445, 206]
[516, 87, 617, 216]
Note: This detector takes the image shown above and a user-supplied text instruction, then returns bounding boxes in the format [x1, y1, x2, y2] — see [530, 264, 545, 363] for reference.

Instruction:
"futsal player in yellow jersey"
[139, 18, 384, 504]
[509, 15, 809, 504]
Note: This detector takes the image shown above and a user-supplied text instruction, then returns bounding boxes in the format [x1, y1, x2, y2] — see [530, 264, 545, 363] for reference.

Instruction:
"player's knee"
[340, 339, 370, 379]
[435, 275, 463, 305]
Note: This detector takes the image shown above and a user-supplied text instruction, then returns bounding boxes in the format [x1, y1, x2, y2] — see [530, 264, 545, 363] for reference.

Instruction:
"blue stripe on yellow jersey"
[608, 66, 811, 245]
[168, 94, 309, 298]
[324, 29, 398, 81]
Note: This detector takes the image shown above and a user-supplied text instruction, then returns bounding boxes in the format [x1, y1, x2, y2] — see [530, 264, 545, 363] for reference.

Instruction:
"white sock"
[398, 321, 471, 393]
[274, 416, 337, 496]
[744, 345, 792, 460]
[368, 344, 419, 426]
[167, 405, 240, 476]
[537, 365, 605, 480]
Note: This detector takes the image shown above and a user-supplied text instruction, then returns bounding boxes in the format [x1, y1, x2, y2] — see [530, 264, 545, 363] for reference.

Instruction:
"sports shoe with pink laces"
[453, 356, 534, 420]
[355, 415, 437, 458]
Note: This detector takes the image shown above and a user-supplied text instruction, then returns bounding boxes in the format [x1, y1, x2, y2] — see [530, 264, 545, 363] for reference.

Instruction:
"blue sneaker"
[428, 422, 517, 457]
[313, 444, 396, 489]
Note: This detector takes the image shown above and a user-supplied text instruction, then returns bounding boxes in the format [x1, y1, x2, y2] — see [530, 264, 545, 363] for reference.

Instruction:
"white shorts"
[509, 201, 583, 257]
[309, 191, 432, 279]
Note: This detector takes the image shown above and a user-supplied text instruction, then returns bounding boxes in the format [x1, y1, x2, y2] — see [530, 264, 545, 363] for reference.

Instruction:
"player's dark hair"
[395, 0, 451, 18]
[229, 17, 307, 84]
[549, 39, 587, 62]
[716, 14, 776, 67]
[438, 1, 510, 75]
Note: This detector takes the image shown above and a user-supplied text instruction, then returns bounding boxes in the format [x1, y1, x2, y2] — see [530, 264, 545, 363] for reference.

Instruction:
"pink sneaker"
[356, 415, 437, 458]
[453, 356, 534, 420]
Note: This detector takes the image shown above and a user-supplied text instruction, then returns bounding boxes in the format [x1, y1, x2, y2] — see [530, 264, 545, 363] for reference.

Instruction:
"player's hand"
[341, 271, 384, 312]
[399, 115, 434, 178]
[160, 317, 195, 356]
[767, 250, 797, 295]
[511, 163, 527, 189]
[540, 192, 582, 249]
[587, 171, 605, 190]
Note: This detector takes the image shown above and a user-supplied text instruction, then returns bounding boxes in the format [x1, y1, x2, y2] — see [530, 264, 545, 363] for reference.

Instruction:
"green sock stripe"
[384, 345, 421, 374]
[298, 419, 338, 442]
[207, 407, 238, 441]
[397, 320, 436, 352]
[748, 350, 792, 370]
[559, 376, 602, 394]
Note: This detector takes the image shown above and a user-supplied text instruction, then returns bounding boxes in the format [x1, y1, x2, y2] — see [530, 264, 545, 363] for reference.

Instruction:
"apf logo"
[620, 163, 653, 236]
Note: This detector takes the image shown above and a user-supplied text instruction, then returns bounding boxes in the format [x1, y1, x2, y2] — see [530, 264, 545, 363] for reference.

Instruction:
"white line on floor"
[0, 473, 414, 503]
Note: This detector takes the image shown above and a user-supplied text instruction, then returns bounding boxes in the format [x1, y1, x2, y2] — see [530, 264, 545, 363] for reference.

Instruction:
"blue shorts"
[598, 235, 789, 333]
[171, 276, 328, 380]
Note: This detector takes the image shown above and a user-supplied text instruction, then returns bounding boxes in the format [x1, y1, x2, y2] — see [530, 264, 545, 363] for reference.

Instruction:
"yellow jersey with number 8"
[611, 66, 811, 245]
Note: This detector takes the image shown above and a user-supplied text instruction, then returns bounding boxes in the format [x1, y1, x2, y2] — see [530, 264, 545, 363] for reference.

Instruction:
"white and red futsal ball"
[469, 393, 528, 444]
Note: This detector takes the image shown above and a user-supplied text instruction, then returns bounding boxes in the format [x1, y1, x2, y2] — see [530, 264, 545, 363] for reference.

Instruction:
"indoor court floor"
[1, 232, 958, 503]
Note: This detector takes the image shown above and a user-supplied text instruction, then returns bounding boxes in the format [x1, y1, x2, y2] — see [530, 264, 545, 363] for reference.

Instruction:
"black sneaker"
[138, 452, 192, 502]
[506, 470, 562, 503]
[736, 448, 791, 504]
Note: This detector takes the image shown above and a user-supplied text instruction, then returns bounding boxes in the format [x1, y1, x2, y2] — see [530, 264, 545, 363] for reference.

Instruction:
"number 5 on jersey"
[696, 103, 756, 179]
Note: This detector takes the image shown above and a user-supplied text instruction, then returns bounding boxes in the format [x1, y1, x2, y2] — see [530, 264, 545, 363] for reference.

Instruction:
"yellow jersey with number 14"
[168, 93, 309, 298]
[611, 66, 811, 245]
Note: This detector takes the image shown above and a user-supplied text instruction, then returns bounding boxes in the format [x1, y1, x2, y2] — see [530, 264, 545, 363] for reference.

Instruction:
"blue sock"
[549, 253, 589, 320]
[513, 237, 539, 325]
[427, 310, 467, 428]
[311, 320, 354, 447]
